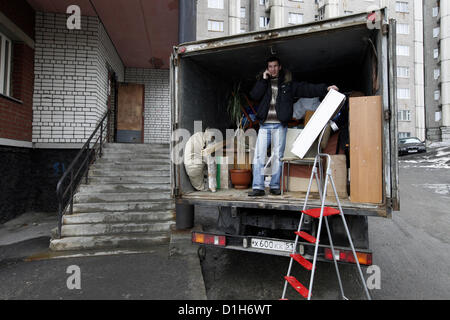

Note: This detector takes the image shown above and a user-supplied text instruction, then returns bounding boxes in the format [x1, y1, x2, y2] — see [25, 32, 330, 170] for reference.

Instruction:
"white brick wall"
[124, 68, 171, 144]
[33, 12, 124, 144]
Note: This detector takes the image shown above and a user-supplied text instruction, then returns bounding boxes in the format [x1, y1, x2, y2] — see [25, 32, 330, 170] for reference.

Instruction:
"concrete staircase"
[50, 143, 175, 251]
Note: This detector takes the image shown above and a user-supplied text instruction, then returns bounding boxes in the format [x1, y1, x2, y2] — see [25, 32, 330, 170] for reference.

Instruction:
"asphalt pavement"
[0, 212, 206, 300]
[1, 145, 448, 301]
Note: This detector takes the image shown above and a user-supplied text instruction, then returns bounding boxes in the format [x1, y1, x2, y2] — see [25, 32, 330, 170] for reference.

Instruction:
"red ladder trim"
[290, 254, 313, 271]
[295, 231, 317, 244]
[284, 276, 309, 299]
[302, 207, 340, 218]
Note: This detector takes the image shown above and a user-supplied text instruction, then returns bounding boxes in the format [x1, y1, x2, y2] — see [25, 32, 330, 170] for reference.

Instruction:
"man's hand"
[263, 69, 270, 80]
[328, 85, 339, 92]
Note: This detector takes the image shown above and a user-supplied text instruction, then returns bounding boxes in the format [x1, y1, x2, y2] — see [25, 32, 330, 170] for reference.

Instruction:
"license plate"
[250, 238, 295, 253]
[408, 149, 418, 153]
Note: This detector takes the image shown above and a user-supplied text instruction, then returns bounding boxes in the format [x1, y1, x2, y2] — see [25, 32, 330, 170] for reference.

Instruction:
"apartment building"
[423, 0, 450, 142]
[195, 0, 434, 141]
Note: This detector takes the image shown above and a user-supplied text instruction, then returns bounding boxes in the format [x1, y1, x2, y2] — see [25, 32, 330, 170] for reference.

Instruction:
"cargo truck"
[170, 9, 399, 267]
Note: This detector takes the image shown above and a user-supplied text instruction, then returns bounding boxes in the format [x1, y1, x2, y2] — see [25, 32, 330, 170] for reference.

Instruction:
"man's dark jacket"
[249, 69, 328, 126]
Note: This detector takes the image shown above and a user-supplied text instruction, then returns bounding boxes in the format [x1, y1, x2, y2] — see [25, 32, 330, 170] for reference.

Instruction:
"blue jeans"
[252, 123, 287, 190]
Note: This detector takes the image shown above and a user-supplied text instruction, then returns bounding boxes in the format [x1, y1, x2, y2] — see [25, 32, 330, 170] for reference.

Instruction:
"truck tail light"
[324, 248, 372, 266]
[192, 232, 226, 246]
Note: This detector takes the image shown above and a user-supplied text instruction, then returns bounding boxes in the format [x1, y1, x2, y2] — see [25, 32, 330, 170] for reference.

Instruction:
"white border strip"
[0, 12, 35, 49]
[33, 143, 86, 149]
[0, 138, 32, 148]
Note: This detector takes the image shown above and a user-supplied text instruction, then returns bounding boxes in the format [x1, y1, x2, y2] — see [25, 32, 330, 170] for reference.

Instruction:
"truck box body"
[170, 10, 399, 259]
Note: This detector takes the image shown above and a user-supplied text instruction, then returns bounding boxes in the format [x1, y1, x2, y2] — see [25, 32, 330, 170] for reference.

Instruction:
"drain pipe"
[179, 0, 197, 43]
[441, 0, 450, 141]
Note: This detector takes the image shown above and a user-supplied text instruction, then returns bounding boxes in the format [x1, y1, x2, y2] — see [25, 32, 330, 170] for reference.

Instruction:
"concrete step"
[74, 192, 171, 203]
[89, 169, 170, 177]
[73, 201, 174, 214]
[99, 153, 171, 161]
[104, 143, 169, 151]
[60, 221, 174, 237]
[78, 183, 170, 194]
[92, 161, 170, 170]
[102, 148, 169, 155]
[88, 176, 171, 184]
[102, 149, 170, 156]
[50, 233, 170, 251]
[63, 210, 175, 225]
[96, 158, 171, 166]
[91, 163, 170, 171]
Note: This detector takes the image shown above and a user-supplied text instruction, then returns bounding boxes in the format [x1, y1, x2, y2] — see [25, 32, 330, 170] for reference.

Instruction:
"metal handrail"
[55, 109, 111, 238]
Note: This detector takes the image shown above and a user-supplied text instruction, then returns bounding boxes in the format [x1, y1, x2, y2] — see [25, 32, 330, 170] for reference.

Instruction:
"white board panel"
[291, 89, 346, 159]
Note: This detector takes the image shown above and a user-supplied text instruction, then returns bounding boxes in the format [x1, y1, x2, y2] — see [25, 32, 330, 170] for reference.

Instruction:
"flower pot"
[230, 169, 252, 189]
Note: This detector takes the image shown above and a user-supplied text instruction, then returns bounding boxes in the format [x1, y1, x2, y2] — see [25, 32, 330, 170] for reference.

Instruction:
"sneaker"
[269, 188, 281, 195]
[248, 189, 265, 197]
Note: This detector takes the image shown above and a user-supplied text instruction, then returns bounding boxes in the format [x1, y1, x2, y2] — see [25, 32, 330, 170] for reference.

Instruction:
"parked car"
[398, 137, 426, 156]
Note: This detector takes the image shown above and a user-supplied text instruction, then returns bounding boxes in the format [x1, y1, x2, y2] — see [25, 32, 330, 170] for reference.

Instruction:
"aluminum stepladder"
[281, 124, 372, 301]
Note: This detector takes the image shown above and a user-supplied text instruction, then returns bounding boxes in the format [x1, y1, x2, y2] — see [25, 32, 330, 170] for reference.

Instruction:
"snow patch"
[413, 184, 450, 196]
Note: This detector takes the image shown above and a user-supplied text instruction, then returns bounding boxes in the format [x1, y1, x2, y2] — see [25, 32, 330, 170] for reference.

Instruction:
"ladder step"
[284, 276, 309, 299]
[290, 254, 313, 271]
[302, 207, 340, 218]
[295, 231, 317, 244]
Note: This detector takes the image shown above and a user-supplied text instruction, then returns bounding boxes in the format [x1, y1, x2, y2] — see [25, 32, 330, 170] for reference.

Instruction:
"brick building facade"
[0, 1, 174, 222]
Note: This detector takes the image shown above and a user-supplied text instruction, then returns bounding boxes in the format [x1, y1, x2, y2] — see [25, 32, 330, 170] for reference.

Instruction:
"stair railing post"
[70, 170, 74, 215]
[100, 120, 104, 159]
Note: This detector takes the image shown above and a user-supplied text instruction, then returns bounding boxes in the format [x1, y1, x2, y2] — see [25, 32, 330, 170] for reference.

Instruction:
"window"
[260, 16, 269, 28]
[399, 132, 411, 139]
[434, 90, 440, 101]
[344, 10, 353, 15]
[317, 7, 325, 20]
[0, 32, 12, 96]
[433, 27, 440, 38]
[397, 88, 410, 99]
[397, 45, 410, 56]
[434, 68, 440, 80]
[288, 13, 303, 24]
[398, 110, 411, 121]
[208, 0, 223, 9]
[208, 20, 224, 32]
[396, 1, 409, 13]
[240, 7, 246, 18]
[259, 0, 265, 5]
[400, 137, 421, 144]
[397, 23, 409, 34]
[397, 66, 409, 78]
[434, 48, 439, 59]
[432, 7, 439, 17]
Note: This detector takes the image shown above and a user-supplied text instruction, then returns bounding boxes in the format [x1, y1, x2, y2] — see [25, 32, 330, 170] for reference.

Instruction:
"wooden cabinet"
[349, 96, 383, 203]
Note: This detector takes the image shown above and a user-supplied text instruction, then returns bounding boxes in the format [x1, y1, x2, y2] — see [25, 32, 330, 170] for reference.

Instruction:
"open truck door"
[388, 18, 400, 212]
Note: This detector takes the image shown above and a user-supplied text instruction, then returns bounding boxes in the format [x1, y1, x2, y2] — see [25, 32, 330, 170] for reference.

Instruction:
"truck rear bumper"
[191, 231, 373, 266]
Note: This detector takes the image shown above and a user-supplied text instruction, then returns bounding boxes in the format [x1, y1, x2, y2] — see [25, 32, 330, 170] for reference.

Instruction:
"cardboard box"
[281, 162, 320, 193]
[326, 155, 348, 198]
[304, 110, 315, 126]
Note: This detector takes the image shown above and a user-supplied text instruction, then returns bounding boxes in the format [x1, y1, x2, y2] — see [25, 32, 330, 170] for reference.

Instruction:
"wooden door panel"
[117, 83, 144, 143]
[349, 96, 383, 204]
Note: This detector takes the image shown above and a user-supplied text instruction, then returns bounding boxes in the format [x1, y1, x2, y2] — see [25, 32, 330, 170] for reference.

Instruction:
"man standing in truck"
[248, 56, 338, 196]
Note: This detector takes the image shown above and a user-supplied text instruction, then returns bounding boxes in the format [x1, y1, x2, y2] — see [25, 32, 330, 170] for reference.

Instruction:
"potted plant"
[227, 82, 252, 189]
